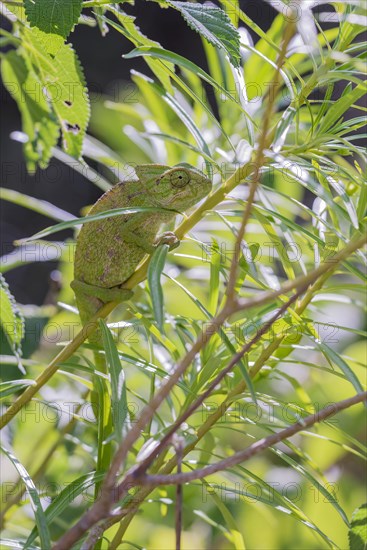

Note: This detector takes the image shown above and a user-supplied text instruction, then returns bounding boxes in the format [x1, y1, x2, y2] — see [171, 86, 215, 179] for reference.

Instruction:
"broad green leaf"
[99, 319, 129, 442]
[167, 1, 241, 68]
[1, 446, 51, 550]
[0, 273, 24, 370]
[148, 243, 169, 332]
[1, 50, 59, 171]
[349, 503, 367, 550]
[24, 0, 82, 39]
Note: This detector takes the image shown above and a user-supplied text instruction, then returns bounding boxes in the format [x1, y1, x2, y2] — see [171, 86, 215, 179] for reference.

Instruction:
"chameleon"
[71, 163, 212, 350]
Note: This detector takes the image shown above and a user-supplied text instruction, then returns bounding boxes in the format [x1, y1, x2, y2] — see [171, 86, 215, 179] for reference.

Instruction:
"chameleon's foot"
[155, 231, 180, 250]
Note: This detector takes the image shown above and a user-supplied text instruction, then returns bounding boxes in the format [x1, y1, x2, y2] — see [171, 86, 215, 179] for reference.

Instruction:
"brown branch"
[225, 20, 295, 303]
[115, 285, 305, 495]
[139, 391, 367, 487]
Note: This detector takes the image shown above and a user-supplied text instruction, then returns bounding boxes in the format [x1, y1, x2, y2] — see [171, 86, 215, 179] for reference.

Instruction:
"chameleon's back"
[74, 179, 174, 289]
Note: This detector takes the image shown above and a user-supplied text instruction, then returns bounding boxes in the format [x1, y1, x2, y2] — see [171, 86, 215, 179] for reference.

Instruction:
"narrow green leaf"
[202, 479, 246, 549]
[165, 273, 257, 403]
[1, 446, 51, 550]
[140, 131, 222, 172]
[0, 188, 74, 222]
[0, 540, 39, 550]
[0, 379, 35, 400]
[167, 1, 241, 68]
[148, 243, 169, 332]
[349, 503, 367, 550]
[24, 0, 82, 39]
[315, 340, 364, 395]
[104, 7, 174, 93]
[124, 46, 241, 108]
[131, 71, 215, 175]
[318, 81, 367, 134]
[99, 319, 129, 442]
[16, 206, 176, 244]
[0, 274, 24, 370]
[24, 471, 105, 547]
[208, 239, 220, 315]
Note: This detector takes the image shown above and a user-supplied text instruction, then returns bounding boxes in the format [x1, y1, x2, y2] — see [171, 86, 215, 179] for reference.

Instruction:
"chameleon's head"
[143, 164, 212, 211]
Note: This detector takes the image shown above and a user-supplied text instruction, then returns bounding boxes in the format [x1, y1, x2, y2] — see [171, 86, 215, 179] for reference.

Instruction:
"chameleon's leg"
[123, 228, 180, 253]
[71, 279, 133, 303]
[120, 215, 180, 253]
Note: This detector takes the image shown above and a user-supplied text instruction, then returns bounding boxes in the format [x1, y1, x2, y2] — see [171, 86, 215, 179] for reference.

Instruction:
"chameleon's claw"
[155, 231, 180, 250]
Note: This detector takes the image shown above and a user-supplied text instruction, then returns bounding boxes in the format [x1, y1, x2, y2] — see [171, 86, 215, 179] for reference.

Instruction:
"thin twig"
[139, 391, 367, 487]
[225, 20, 295, 303]
[116, 285, 305, 495]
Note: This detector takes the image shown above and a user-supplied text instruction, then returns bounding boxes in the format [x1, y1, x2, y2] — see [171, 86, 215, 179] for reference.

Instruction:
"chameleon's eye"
[170, 169, 190, 188]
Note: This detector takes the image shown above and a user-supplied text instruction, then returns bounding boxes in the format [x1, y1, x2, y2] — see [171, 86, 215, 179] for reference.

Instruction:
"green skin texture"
[71, 164, 212, 347]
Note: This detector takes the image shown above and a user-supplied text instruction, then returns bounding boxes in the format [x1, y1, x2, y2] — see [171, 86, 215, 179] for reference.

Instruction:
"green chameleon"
[71, 163, 211, 478]
[71, 163, 212, 350]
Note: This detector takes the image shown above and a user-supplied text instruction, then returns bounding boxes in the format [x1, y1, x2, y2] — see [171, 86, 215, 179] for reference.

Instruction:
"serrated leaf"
[167, 1, 241, 68]
[45, 43, 90, 157]
[349, 503, 367, 550]
[1, 50, 59, 171]
[24, 0, 82, 39]
[99, 319, 129, 443]
[148, 243, 169, 332]
[21, 28, 90, 159]
[0, 273, 24, 371]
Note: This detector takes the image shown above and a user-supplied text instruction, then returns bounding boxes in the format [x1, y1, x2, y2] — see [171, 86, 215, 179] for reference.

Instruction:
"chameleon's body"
[72, 164, 212, 345]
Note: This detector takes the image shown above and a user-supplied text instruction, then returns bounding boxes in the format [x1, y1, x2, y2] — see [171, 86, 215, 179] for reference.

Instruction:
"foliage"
[0, 0, 366, 549]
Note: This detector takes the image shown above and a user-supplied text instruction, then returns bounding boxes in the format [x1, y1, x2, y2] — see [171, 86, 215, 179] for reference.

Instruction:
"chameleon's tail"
[76, 296, 113, 490]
